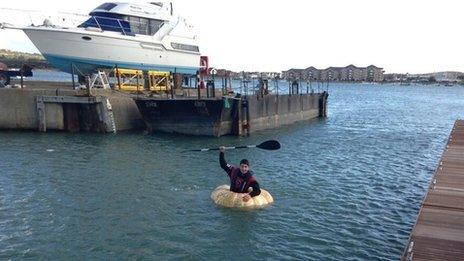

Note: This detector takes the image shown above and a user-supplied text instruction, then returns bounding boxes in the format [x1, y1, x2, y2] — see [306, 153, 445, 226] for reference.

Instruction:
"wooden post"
[71, 63, 76, 89]
[171, 69, 175, 99]
[244, 97, 250, 136]
[237, 97, 242, 136]
[115, 65, 121, 90]
[85, 75, 91, 96]
[136, 71, 140, 94]
[197, 72, 200, 99]
[212, 74, 216, 98]
[221, 77, 225, 95]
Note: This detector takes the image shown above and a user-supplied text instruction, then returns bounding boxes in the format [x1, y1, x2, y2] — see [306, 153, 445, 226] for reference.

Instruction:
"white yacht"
[1, 2, 201, 75]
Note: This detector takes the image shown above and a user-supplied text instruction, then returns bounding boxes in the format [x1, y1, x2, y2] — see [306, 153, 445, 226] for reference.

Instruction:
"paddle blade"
[256, 140, 281, 150]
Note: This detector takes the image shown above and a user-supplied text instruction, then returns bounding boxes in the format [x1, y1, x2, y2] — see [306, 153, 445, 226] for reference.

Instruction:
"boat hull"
[134, 93, 329, 137]
[134, 98, 234, 137]
[23, 27, 200, 75]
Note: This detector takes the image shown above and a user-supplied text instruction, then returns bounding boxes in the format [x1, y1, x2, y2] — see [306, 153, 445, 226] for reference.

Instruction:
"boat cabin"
[79, 2, 170, 36]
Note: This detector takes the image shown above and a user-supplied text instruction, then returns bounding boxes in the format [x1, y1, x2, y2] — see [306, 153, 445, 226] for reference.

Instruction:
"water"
[25, 70, 76, 82]
[1, 83, 463, 260]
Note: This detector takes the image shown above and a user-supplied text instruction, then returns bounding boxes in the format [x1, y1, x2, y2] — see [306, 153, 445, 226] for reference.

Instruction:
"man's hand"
[242, 194, 251, 202]
[219, 146, 225, 153]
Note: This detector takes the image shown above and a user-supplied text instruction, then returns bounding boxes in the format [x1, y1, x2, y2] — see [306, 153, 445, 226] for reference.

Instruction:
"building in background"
[282, 68, 304, 81]
[283, 65, 384, 82]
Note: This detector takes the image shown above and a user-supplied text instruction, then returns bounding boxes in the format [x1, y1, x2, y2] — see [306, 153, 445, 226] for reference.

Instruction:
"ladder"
[89, 70, 110, 89]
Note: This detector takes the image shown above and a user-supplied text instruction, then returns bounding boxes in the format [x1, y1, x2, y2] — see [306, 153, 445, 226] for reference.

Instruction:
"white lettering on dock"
[146, 101, 158, 108]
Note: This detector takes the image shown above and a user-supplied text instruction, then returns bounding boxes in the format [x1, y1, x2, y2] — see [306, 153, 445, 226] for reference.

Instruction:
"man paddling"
[219, 146, 261, 202]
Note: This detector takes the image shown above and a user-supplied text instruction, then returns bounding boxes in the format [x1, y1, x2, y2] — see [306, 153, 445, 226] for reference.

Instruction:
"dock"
[0, 77, 328, 136]
[0, 81, 144, 133]
[402, 120, 464, 260]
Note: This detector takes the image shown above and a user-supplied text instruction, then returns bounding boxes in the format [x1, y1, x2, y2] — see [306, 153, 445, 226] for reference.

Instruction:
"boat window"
[171, 43, 200, 52]
[125, 16, 164, 35]
[95, 3, 117, 11]
[128, 16, 149, 35]
[149, 19, 164, 35]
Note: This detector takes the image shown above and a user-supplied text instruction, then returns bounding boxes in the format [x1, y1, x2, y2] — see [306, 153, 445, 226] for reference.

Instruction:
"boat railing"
[0, 7, 88, 28]
[0, 8, 165, 36]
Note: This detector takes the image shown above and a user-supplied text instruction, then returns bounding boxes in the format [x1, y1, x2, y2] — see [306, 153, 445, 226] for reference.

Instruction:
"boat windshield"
[79, 12, 133, 35]
[78, 12, 164, 36]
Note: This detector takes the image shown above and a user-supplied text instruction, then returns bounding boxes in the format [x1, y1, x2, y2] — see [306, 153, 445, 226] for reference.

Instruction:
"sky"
[0, 0, 463, 73]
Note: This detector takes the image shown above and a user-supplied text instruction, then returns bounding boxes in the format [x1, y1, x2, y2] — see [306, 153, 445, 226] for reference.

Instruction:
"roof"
[91, 2, 173, 20]
[284, 68, 304, 72]
[284, 65, 384, 73]
[346, 64, 361, 69]
[324, 66, 344, 70]
[305, 66, 318, 70]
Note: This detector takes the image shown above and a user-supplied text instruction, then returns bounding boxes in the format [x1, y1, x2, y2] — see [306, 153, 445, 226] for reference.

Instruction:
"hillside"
[0, 49, 53, 69]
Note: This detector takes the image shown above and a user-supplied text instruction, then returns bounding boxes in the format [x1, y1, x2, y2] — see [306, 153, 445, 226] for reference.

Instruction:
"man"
[219, 146, 261, 202]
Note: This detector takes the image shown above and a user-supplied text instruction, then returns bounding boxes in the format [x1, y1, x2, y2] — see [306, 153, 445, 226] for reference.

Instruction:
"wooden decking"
[402, 120, 464, 260]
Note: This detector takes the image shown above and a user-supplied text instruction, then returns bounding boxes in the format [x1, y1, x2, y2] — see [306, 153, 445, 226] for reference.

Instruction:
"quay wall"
[0, 82, 328, 136]
[105, 92, 144, 131]
[0, 88, 143, 132]
[0, 89, 67, 130]
[245, 93, 328, 133]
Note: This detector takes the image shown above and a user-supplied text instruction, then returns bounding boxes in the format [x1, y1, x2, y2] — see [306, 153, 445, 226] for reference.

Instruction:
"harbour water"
[24, 69, 76, 82]
[1, 81, 463, 259]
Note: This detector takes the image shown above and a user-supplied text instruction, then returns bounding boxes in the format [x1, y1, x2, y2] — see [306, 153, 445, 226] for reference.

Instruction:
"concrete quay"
[0, 81, 328, 136]
[0, 82, 143, 133]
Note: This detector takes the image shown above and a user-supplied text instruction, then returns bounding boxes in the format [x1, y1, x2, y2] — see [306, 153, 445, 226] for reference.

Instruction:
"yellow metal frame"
[148, 71, 171, 92]
[114, 68, 144, 91]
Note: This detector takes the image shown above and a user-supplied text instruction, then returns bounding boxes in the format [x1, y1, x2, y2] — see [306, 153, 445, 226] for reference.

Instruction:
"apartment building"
[283, 65, 384, 82]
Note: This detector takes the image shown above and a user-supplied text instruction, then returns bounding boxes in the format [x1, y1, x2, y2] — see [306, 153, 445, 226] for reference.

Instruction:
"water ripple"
[0, 84, 463, 259]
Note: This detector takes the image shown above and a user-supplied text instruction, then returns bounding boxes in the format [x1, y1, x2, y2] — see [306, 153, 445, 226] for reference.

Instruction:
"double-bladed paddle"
[189, 140, 281, 152]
